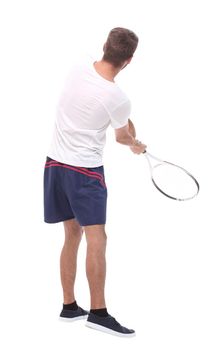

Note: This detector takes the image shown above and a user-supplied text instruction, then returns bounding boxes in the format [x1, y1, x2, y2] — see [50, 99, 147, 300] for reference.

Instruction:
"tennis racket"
[142, 151, 200, 201]
[128, 119, 200, 201]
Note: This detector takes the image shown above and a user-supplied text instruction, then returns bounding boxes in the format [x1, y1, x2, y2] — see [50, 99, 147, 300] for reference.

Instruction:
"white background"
[0, 0, 215, 349]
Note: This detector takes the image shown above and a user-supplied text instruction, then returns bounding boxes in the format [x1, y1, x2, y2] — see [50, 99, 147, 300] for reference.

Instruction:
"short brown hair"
[103, 27, 139, 68]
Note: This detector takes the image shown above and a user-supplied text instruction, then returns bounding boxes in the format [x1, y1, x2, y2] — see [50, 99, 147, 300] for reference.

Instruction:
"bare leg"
[84, 224, 107, 309]
[60, 219, 83, 304]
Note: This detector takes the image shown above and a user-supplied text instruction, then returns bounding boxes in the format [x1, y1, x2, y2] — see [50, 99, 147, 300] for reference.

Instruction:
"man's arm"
[115, 122, 136, 146]
[115, 119, 147, 154]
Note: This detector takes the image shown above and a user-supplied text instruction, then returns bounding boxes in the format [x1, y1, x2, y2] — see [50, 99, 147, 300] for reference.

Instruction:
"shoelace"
[112, 317, 121, 326]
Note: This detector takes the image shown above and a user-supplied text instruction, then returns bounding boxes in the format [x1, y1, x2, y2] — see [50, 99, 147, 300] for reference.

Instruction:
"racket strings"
[150, 162, 199, 201]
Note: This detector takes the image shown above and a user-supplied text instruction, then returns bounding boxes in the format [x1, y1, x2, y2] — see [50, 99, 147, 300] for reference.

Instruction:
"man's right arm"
[115, 119, 147, 154]
[115, 123, 136, 146]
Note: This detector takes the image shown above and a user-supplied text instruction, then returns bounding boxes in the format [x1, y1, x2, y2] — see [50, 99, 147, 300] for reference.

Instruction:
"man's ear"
[121, 56, 133, 70]
[127, 56, 133, 64]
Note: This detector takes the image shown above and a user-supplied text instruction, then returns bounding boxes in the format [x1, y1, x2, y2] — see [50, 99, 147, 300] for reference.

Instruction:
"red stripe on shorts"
[45, 161, 106, 188]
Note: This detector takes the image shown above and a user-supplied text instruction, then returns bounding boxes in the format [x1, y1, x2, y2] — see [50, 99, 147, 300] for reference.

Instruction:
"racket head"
[150, 160, 200, 201]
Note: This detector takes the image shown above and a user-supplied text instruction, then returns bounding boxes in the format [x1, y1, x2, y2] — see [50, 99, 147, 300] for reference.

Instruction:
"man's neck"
[93, 60, 121, 82]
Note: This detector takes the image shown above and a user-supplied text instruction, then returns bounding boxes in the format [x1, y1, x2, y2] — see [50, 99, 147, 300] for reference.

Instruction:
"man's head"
[102, 27, 138, 69]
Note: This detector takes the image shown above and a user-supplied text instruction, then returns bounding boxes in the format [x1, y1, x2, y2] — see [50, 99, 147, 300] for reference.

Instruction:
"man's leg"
[84, 224, 107, 309]
[84, 224, 135, 336]
[60, 218, 83, 304]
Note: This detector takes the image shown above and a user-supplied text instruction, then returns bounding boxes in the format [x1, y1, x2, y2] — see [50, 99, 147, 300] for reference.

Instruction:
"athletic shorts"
[43, 156, 107, 226]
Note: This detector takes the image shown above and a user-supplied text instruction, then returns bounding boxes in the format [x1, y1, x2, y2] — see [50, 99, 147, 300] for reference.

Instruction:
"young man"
[43, 27, 146, 337]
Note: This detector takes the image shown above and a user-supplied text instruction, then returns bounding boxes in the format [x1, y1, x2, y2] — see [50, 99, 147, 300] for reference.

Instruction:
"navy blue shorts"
[43, 157, 107, 226]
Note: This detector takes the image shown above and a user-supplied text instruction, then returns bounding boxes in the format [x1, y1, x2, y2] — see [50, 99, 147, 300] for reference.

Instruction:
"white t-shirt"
[47, 57, 131, 167]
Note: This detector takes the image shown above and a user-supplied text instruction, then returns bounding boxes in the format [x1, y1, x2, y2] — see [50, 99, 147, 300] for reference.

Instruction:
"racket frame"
[143, 151, 200, 201]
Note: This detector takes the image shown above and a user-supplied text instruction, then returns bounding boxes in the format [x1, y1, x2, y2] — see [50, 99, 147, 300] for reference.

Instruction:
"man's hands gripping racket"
[128, 119, 200, 201]
[128, 119, 147, 154]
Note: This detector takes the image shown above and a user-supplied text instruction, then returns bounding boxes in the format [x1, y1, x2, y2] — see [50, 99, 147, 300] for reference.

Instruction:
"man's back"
[47, 57, 131, 167]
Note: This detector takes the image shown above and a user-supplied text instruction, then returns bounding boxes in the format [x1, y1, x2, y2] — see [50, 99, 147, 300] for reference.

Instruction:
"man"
[43, 27, 146, 337]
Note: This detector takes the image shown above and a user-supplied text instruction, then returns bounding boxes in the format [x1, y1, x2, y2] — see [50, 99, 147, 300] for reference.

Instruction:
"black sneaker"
[85, 312, 135, 337]
[59, 306, 89, 322]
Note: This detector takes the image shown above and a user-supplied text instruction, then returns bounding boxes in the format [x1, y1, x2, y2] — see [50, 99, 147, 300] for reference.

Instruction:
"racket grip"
[142, 150, 147, 154]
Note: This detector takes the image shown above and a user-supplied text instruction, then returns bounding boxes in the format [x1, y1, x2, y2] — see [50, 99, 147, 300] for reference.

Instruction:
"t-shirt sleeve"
[110, 100, 131, 129]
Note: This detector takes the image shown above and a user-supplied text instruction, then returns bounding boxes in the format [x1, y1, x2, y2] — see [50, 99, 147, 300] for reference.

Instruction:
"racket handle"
[142, 150, 147, 154]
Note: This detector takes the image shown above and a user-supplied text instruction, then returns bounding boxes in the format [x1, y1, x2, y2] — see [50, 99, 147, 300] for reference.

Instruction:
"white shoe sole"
[85, 321, 136, 337]
[59, 315, 88, 322]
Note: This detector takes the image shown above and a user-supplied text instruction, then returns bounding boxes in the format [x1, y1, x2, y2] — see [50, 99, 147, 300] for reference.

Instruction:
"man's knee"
[63, 219, 83, 241]
[84, 225, 107, 246]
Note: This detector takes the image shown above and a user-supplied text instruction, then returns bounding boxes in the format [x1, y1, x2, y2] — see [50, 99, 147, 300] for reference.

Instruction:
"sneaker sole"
[85, 321, 136, 337]
[59, 315, 88, 322]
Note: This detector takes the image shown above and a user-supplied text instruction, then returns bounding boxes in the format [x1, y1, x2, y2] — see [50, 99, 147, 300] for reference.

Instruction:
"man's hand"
[130, 140, 147, 154]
